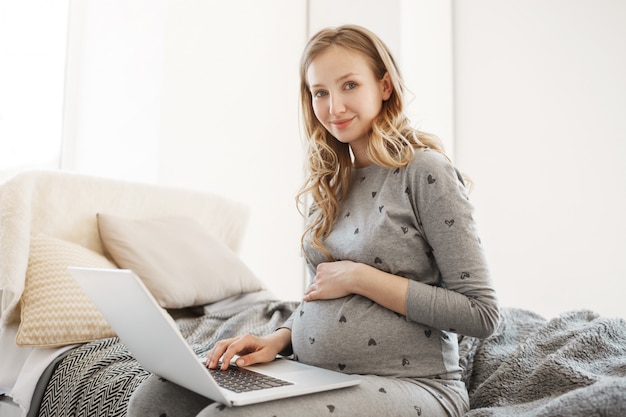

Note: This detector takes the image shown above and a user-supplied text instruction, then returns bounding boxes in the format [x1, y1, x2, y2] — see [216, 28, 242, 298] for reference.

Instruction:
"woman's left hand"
[303, 260, 409, 316]
[303, 260, 359, 301]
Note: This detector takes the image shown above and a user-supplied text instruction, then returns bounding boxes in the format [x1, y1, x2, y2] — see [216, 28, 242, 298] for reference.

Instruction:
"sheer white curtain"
[0, 0, 69, 174]
[0, 0, 163, 184]
[61, 0, 164, 183]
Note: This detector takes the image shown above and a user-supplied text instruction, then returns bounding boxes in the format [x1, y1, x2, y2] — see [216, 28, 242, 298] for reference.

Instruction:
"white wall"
[157, 0, 307, 300]
[453, 0, 626, 319]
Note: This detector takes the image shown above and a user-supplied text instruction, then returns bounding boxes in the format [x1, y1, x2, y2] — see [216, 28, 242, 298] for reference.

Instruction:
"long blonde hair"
[297, 24, 454, 260]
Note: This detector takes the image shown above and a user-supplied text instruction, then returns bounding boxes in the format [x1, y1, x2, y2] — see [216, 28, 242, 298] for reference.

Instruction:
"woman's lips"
[331, 117, 353, 130]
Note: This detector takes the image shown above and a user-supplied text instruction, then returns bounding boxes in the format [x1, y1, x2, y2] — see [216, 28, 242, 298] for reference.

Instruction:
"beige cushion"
[97, 214, 264, 309]
[16, 234, 117, 347]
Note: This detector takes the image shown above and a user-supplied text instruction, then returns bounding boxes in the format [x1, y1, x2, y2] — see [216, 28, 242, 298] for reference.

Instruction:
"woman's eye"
[345, 82, 357, 90]
[313, 90, 328, 98]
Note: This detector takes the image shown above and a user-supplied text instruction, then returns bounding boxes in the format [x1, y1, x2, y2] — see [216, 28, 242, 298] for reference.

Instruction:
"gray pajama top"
[284, 148, 499, 380]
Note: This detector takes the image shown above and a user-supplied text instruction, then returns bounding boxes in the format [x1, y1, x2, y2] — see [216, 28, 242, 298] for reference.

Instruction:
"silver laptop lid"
[69, 267, 230, 404]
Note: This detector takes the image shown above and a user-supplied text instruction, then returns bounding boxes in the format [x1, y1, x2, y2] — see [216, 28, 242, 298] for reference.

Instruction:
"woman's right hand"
[205, 328, 292, 371]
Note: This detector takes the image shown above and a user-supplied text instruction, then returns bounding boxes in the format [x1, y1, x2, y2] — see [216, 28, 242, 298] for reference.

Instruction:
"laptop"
[69, 267, 361, 407]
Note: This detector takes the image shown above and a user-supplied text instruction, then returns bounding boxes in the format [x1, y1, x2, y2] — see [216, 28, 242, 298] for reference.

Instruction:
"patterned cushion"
[16, 234, 117, 347]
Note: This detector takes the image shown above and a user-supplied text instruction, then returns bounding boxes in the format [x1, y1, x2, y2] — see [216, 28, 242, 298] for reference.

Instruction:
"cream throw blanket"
[0, 169, 249, 332]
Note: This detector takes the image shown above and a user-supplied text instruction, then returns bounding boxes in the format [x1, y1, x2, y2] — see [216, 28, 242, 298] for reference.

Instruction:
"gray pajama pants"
[127, 373, 468, 417]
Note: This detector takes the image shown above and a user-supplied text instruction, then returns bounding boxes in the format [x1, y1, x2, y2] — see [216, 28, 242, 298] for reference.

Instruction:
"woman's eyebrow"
[335, 72, 359, 84]
[310, 72, 360, 89]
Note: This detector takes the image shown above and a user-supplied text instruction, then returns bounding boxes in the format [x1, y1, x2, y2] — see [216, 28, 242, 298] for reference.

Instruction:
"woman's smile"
[330, 117, 354, 130]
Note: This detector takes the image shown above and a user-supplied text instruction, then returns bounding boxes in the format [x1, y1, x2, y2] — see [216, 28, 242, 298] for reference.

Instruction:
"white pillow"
[97, 214, 265, 309]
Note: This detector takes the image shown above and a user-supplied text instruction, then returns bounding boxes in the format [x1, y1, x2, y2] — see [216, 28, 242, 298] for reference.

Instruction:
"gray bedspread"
[462, 308, 626, 416]
[177, 300, 300, 357]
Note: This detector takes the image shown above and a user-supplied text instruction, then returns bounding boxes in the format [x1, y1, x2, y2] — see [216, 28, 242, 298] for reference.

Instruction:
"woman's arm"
[405, 152, 499, 338]
[304, 152, 499, 339]
[303, 257, 498, 339]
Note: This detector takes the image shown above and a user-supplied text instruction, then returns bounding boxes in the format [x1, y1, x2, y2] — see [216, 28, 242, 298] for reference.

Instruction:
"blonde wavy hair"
[297, 24, 458, 260]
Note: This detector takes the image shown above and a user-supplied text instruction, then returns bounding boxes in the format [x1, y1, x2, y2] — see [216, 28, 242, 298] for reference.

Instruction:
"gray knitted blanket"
[177, 300, 300, 357]
[461, 308, 626, 417]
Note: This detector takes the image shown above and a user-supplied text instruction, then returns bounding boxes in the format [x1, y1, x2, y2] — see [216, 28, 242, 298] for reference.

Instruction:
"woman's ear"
[381, 72, 393, 101]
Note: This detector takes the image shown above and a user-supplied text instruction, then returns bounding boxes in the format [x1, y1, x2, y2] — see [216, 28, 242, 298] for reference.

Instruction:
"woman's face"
[307, 45, 391, 157]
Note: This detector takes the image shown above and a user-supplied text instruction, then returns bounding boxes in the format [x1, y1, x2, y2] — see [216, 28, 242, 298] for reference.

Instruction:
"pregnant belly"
[291, 295, 450, 377]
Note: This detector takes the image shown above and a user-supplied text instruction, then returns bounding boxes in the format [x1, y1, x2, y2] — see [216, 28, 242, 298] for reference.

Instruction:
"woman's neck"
[350, 143, 373, 168]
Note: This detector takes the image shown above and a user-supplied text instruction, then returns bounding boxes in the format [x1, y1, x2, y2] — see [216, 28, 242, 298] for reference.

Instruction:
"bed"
[1, 170, 625, 417]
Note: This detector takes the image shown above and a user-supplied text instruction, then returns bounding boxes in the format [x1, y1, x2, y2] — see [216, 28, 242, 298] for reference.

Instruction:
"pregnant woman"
[128, 24, 499, 417]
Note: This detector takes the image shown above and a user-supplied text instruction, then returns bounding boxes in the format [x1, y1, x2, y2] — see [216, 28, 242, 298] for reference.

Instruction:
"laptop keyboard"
[208, 365, 294, 393]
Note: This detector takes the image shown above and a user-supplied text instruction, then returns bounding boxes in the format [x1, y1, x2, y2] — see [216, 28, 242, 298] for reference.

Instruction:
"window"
[0, 1, 69, 172]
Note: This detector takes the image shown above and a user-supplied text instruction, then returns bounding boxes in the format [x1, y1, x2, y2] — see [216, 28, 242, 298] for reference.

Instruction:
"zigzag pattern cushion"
[16, 234, 117, 347]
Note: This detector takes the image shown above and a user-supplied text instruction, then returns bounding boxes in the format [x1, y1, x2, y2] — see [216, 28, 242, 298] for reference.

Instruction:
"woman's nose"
[329, 94, 345, 116]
